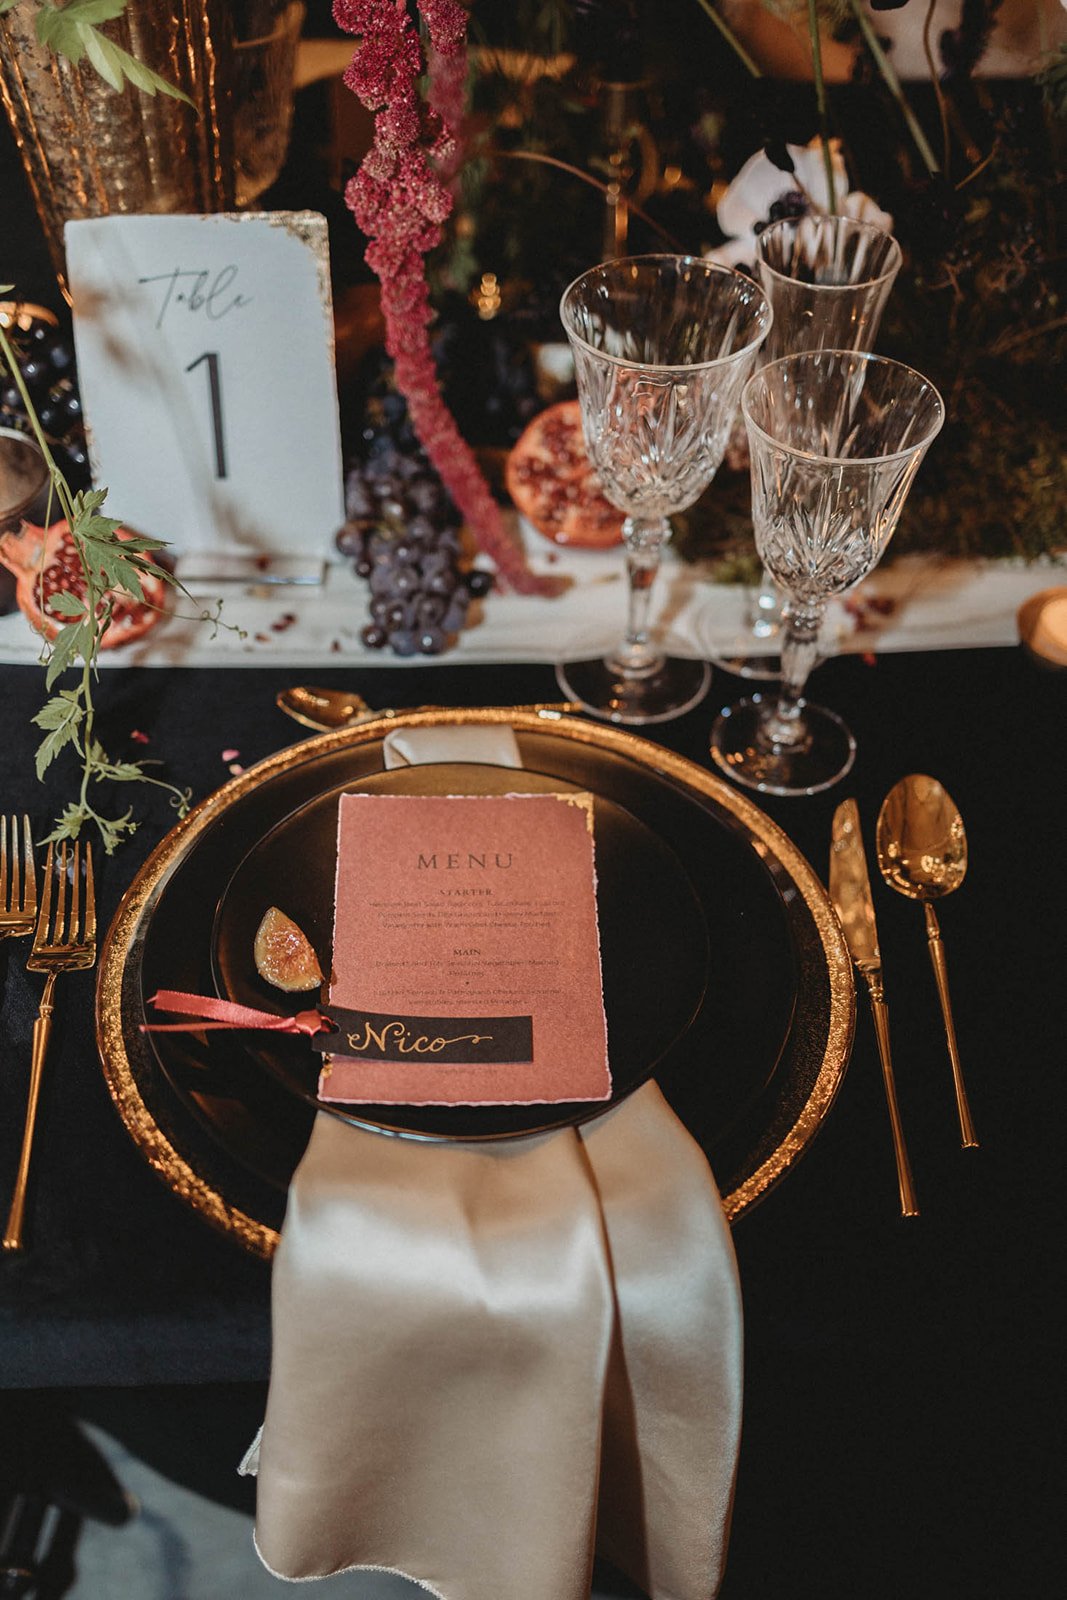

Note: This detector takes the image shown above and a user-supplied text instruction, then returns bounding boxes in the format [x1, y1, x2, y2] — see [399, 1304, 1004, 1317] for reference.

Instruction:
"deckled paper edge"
[321, 791, 611, 1104]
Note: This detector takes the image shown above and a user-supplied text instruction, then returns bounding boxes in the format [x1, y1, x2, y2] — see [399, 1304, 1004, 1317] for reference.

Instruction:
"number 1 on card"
[185, 350, 227, 479]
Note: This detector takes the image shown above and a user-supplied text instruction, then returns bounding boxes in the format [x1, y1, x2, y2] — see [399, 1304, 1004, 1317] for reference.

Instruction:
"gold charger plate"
[96, 708, 855, 1256]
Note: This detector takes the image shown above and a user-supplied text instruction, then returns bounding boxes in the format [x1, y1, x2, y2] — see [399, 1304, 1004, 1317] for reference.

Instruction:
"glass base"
[709, 694, 856, 796]
[556, 654, 711, 726]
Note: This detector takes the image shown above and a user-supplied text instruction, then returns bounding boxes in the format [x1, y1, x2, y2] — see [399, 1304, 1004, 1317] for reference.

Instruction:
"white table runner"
[0, 515, 1058, 669]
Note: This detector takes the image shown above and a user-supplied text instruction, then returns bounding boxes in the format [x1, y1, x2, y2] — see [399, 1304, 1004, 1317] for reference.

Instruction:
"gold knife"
[829, 798, 920, 1219]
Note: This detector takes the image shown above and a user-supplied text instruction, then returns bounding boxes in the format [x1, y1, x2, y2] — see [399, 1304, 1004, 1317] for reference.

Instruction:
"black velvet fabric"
[0, 648, 1062, 1594]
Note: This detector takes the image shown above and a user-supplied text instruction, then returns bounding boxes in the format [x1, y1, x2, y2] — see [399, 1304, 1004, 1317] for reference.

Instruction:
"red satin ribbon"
[141, 990, 332, 1037]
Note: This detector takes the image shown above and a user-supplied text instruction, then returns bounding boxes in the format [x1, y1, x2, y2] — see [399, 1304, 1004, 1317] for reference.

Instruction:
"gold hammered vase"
[0, 1, 304, 290]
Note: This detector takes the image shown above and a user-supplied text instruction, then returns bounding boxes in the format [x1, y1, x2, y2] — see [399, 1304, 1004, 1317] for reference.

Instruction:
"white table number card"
[65, 212, 345, 565]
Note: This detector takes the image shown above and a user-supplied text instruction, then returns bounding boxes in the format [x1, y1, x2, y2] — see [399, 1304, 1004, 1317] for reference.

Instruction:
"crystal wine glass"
[715, 214, 903, 680]
[557, 255, 771, 724]
[710, 349, 944, 796]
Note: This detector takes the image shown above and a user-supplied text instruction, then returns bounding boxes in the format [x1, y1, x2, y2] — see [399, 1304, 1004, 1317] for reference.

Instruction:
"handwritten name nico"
[346, 1020, 493, 1056]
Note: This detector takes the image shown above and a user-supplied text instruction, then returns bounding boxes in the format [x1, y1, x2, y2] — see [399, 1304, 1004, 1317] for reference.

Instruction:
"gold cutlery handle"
[865, 974, 920, 1218]
[923, 904, 978, 1149]
[3, 972, 56, 1252]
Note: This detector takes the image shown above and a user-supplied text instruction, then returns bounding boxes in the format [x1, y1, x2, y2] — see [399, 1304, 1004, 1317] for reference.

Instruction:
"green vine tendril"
[1, 291, 236, 854]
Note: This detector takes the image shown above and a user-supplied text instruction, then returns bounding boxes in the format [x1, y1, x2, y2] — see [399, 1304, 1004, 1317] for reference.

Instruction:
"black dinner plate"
[209, 762, 712, 1138]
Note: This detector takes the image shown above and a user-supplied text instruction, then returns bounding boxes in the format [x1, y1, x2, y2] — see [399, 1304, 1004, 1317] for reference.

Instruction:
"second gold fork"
[3, 840, 97, 1252]
[0, 814, 37, 943]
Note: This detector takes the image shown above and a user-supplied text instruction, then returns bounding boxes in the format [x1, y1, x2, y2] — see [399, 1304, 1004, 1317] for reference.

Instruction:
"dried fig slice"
[254, 907, 324, 993]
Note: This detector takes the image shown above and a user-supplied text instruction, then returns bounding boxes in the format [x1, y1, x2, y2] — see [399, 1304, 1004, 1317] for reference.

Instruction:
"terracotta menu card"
[314, 792, 611, 1106]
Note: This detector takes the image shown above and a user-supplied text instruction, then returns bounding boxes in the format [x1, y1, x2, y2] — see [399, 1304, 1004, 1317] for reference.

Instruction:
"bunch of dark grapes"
[0, 307, 90, 487]
[336, 395, 492, 658]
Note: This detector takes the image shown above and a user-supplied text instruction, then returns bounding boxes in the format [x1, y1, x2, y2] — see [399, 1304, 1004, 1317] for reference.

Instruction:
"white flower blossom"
[707, 138, 893, 267]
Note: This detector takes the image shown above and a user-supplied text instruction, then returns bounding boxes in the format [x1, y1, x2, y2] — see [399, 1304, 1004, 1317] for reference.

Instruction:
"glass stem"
[759, 601, 824, 751]
[608, 515, 669, 678]
[749, 566, 781, 639]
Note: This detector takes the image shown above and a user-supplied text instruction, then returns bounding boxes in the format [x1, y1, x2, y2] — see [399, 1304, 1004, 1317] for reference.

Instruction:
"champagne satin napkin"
[243, 726, 743, 1600]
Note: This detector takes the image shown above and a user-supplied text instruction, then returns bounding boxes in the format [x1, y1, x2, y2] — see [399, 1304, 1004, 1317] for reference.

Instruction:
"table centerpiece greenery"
[334, 0, 1064, 577]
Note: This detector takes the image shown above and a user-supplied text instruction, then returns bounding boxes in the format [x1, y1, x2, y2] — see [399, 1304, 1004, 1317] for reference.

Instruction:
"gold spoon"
[275, 686, 396, 732]
[277, 687, 582, 734]
[876, 774, 978, 1149]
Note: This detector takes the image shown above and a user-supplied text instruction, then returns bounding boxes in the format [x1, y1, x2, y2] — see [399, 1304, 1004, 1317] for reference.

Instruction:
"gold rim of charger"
[95, 707, 856, 1257]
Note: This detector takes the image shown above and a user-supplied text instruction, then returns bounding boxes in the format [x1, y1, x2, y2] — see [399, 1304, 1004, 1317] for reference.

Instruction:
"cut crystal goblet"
[557, 254, 771, 724]
[710, 349, 944, 795]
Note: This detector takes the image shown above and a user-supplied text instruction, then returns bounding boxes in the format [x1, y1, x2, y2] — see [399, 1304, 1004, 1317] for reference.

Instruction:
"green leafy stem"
[0, 0, 193, 104]
[0, 291, 236, 853]
[692, 1, 945, 181]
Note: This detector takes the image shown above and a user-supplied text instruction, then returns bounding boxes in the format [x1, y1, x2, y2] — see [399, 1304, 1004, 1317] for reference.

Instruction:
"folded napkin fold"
[244, 725, 742, 1600]
[379, 723, 527, 769]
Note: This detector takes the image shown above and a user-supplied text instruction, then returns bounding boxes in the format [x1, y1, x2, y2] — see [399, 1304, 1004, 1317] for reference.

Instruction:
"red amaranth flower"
[427, 42, 467, 185]
[333, 0, 563, 595]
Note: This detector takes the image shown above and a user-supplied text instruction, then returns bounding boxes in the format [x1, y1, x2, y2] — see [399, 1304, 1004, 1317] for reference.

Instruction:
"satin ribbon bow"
[141, 990, 332, 1037]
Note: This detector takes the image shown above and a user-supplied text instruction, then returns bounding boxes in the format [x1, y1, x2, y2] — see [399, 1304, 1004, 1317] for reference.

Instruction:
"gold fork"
[3, 841, 96, 1252]
[0, 815, 37, 943]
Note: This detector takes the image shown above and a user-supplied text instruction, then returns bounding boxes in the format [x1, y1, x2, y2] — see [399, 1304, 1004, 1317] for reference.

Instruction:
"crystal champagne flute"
[710, 349, 944, 795]
[715, 214, 903, 680]
[557, 255, 771, 724]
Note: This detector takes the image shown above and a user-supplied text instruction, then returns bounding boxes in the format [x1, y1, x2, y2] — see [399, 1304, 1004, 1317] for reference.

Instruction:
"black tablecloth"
[1, 647, 1062, 1595]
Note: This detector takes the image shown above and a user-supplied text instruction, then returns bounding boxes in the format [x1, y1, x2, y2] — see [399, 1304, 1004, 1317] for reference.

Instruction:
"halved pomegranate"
[505, 400, 625, 549]
[0, 519, 167, 649]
